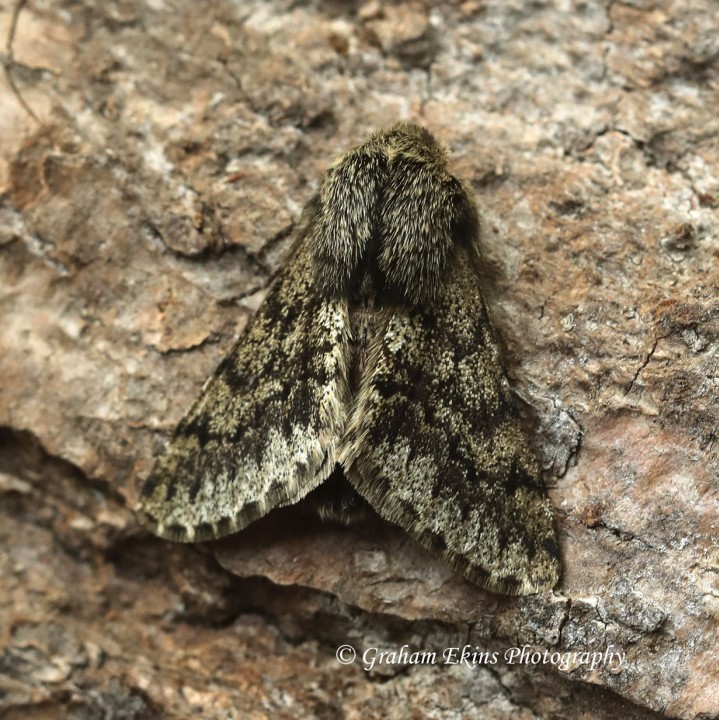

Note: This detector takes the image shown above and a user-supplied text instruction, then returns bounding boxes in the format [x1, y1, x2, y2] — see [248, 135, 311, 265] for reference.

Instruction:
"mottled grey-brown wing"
[340, 246, 559, 595]
[138, 238, 351, 542]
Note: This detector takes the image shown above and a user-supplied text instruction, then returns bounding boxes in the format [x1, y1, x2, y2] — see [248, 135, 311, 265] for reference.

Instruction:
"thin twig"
[4, 0, 42, 124]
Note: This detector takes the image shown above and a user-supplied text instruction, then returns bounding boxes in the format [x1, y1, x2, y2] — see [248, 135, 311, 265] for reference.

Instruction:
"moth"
[138, 123, 560, 595]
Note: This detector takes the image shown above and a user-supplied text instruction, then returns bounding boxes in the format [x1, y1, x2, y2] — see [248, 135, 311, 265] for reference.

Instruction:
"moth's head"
[378, 123, 448, 164]
[311, 123, 480, 306]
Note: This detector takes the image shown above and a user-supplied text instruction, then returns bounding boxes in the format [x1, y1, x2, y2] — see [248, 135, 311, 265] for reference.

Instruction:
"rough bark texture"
[1, 1, 717, 718]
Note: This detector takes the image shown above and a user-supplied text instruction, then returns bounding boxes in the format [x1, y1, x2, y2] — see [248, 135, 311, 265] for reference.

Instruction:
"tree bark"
[1, 1, 717, 718]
